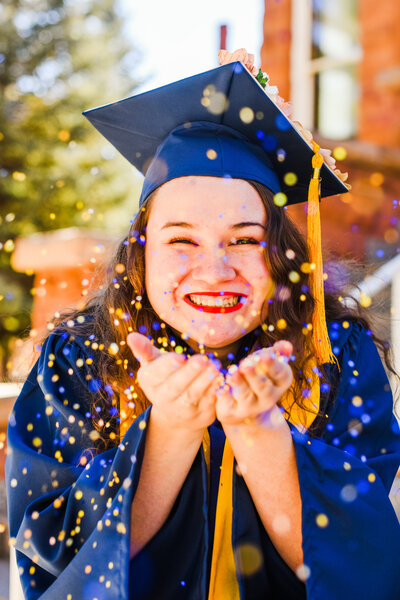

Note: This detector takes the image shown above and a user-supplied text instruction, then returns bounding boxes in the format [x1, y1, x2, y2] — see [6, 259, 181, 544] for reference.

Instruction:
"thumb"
[127, 332, 162, 365]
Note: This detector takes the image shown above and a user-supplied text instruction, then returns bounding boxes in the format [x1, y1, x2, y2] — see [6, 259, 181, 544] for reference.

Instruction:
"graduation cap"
[83, 62, 347, 206]
[84, 61, 349, 367]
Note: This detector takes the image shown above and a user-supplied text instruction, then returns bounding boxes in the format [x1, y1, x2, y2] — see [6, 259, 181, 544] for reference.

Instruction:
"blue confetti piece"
[262, 135, 278, 151]
[275, 113, 291, 131]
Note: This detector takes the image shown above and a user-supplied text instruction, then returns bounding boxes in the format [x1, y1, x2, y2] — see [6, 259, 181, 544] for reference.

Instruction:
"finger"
[259, 353, 293, 389]
[239, 363, 278, 407]
[180, 364, 224, 407]
[165, 355, 221, 403]
[240, 348, 292, 389]
[137, 351, 187, 389]
[225, 367, 257, 406]
[215, 386, 236, 420]
[272, 340, 293, 358]
[127, 332, 162, 365]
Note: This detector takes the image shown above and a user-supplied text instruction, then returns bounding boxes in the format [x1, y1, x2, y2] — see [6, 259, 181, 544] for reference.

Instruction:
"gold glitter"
[273, 193, 287, 207]
[300, 262, 315, 274]
[316, 514, 329, 528]
[332, 146, 347, 161]
[234, 543, 262, 576]
[239, 107, 254, 124]
[117, 523, 126, 534]
[283, 172, 297, 186]
[277, 319, 287, 330]
[289, 271, 300, 283]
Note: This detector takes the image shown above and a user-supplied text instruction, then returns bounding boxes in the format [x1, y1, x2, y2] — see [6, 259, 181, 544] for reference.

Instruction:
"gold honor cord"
[207, 436, 240, 600]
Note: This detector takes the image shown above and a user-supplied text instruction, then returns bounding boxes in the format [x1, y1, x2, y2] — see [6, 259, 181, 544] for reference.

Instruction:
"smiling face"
[144, 176, 273, 358]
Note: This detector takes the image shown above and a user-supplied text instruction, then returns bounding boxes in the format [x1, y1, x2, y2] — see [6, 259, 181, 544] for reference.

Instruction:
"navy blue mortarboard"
[83, 62, 348, 207]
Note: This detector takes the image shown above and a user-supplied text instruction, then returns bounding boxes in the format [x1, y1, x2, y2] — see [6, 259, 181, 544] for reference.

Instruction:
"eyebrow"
[161, 221, 266, 231]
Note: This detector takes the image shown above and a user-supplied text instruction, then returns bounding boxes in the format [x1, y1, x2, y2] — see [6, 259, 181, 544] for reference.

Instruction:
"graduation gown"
[6, 320, 400, 599]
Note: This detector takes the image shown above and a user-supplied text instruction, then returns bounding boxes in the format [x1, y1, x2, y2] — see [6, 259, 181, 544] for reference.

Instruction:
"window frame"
[290, 0, 361, 137]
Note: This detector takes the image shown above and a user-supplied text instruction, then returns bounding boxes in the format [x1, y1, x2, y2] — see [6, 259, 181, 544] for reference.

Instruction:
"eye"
[231, 237, 259, 245]
[168, 238, 197, 245]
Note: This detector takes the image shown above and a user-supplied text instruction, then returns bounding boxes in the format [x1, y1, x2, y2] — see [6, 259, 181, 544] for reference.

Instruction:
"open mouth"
[183, 292, 247, 313]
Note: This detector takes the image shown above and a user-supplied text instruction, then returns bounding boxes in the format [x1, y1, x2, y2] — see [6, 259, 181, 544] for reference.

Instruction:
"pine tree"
[0, 0, 141, 372]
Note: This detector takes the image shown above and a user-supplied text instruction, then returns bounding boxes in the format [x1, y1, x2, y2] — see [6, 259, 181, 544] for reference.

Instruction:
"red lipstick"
[183, 292, 247, 314]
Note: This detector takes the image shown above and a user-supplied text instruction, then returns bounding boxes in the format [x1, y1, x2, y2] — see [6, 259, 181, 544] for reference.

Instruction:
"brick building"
[261, 0, 400, 263]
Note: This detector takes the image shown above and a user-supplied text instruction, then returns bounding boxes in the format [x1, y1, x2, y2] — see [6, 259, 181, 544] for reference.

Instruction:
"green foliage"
[255, 68, 269, 90]
[0, 0, 142, 373]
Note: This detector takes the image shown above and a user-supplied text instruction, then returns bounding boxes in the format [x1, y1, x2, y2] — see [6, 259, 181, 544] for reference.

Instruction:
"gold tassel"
[307, 141, 337, 367]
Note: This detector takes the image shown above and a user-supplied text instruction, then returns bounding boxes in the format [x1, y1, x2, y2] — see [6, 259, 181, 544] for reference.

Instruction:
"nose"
[191, 248, 236, 284]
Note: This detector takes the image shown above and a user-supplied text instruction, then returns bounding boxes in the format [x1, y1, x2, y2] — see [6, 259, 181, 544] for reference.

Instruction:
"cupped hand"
[215, 340, 293, 427]
[127, 332, 223, 433]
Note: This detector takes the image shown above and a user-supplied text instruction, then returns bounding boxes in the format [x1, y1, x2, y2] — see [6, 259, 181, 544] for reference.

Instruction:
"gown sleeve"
[7, 330, 209, 600]
[5, 330, 153, 600]
[290, 320, 400, 599]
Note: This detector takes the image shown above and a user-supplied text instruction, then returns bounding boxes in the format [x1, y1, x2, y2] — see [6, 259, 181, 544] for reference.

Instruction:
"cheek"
[145, 248, 183, 296]
[244, 254, 272, 288]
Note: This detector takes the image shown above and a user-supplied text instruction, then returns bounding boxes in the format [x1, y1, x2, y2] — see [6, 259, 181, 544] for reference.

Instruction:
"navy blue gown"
[6, 320, 400, 599]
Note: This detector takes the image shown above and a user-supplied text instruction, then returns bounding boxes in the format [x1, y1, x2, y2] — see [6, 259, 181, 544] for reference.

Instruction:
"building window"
[291, 0, 361, 139]
[312, 0, 361, 139]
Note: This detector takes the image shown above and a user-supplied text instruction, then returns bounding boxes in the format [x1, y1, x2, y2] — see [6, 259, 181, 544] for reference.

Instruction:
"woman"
[6, 56, 400, 599]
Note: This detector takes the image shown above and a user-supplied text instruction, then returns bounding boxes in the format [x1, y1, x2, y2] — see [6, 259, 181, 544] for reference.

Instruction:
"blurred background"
[0, 0, 399, 597]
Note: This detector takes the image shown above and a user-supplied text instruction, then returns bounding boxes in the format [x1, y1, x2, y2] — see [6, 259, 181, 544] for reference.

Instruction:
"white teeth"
[188, 294, 241, 307]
